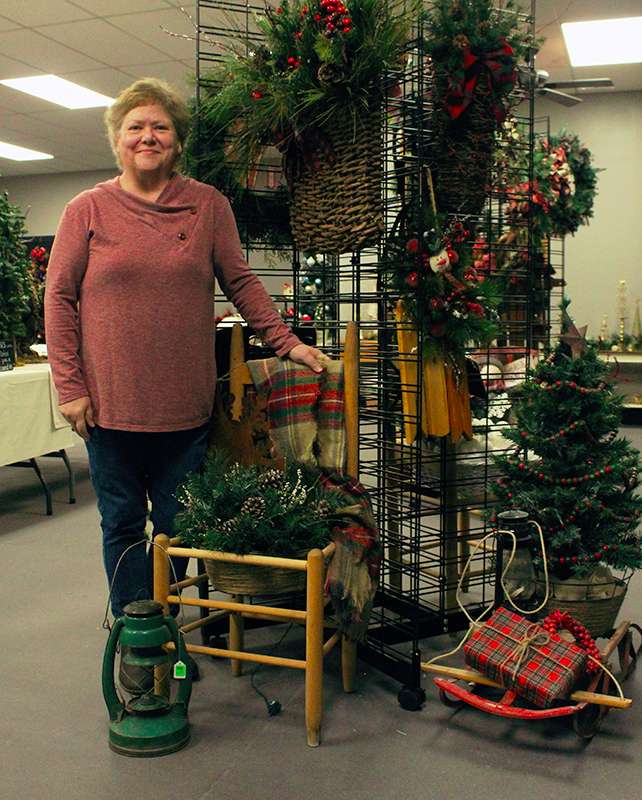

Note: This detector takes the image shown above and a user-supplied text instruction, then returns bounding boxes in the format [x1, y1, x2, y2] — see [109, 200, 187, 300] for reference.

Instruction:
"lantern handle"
[102, 617, 125, 721]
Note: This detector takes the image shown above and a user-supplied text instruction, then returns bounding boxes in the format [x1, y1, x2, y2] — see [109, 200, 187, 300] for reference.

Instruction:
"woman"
[45, 78, 325, 623]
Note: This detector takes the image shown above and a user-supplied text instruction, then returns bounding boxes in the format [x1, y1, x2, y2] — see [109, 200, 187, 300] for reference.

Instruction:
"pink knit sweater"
[45, 174, 300, 432]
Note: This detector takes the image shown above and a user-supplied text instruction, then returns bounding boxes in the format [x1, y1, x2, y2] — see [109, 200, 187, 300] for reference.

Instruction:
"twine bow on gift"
[445, 37, 517, 123]
[500, 623, 552, 680]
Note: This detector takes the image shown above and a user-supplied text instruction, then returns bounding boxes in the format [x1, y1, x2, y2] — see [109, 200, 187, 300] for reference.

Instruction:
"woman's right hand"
[59, 396, 95, 441]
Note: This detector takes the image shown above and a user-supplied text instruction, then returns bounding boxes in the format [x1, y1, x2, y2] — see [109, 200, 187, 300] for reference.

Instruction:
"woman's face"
[116, 103, 180, 179]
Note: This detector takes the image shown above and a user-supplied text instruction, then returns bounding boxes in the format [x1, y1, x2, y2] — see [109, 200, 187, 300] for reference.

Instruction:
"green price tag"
[173, 660, 187, 680]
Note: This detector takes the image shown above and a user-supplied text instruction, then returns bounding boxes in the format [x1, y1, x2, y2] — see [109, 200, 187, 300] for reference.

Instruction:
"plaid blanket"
[246, 358, 345, 470]
[247, 357, 380, 641]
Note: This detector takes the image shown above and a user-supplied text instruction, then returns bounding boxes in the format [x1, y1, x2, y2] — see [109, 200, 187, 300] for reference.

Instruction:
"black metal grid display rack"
[193, 1, 552, 701]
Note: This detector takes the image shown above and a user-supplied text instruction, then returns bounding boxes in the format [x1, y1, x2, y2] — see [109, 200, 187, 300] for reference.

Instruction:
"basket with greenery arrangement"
[194, 0, 420, 253]
[175, 450, 346, 594]
[489, 309, 642, 635]
[424, 0, 536, 216]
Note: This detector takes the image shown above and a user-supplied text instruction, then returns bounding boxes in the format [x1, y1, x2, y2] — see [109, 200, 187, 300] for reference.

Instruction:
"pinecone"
[312, 499, 332, 518]
[453, 33, 469, 49]
[219, 517, 239, 533]
[258, 469, 283, 490]
[240, 496, 266, 519]
[317, 63, 345, 87]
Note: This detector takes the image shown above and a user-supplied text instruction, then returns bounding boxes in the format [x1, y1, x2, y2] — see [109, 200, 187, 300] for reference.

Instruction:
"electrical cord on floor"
[248, 621, 295, 717]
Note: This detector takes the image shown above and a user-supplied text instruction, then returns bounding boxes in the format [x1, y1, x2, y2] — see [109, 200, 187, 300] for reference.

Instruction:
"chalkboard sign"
[0, 340, 14, 372]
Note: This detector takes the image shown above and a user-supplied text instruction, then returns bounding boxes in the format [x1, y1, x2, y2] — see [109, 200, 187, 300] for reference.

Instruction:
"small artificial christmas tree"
[0, 191, 31, 351]
[491, 306, 642, 579]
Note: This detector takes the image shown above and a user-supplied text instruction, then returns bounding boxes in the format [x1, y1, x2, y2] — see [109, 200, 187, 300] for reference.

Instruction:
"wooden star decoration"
[560, 310, 588, 360]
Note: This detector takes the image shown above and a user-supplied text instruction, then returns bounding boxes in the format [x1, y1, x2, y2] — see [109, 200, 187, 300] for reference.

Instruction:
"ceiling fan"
[534, 69, 614, 106]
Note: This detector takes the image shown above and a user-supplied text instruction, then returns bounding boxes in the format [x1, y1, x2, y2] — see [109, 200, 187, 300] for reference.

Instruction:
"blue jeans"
[86, 424, 209, 617]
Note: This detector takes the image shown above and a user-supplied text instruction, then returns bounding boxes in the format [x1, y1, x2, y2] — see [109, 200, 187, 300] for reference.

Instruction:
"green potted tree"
[490, 310, 642, 636]
[0, 191, 31, 370]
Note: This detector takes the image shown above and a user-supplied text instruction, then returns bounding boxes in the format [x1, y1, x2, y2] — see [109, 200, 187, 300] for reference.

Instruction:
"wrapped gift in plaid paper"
[464, 607, 588, 708]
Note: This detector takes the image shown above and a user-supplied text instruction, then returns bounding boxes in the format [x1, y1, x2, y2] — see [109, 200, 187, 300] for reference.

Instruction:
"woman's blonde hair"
[104, 78, 191, 168]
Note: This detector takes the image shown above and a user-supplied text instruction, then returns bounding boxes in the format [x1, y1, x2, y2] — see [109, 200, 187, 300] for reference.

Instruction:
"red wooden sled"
[422, 620, 641, 738]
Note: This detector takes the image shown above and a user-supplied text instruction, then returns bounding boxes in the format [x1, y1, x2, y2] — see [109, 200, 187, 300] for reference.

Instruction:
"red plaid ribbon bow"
[445, 38, 517, 123]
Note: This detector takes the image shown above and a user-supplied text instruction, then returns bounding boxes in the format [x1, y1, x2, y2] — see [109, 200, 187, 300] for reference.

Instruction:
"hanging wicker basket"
[289, 108, 384, 254]
[536, 570, 631, 638]
[428, 67, 498, 218]
[205, 550, 323, 597]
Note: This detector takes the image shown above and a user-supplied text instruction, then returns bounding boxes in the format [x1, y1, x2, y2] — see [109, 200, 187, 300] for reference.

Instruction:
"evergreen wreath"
[175, 449, 346, 556]
[506, 129, 600, 238]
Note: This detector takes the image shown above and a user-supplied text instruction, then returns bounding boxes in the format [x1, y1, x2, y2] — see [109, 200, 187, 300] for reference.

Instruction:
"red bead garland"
[534, 379, 606, 395]
[541, 611, 601, 674]
[508, 459, 616, 487]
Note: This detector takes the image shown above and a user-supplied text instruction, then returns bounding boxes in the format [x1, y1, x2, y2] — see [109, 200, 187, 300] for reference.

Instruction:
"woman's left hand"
[288, 343, 330, 373]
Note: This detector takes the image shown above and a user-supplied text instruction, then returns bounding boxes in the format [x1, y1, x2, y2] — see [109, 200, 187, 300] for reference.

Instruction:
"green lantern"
[102, 600, 192, 757]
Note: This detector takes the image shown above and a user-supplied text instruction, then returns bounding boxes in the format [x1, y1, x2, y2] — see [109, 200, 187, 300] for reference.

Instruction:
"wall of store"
[532, 91, 642, 340]
[0, 169, 117, 234]
[1, 91, 640, 337]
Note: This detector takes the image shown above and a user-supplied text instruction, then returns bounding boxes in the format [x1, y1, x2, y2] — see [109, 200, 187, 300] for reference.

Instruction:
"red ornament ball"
[405, 271, 419, 288]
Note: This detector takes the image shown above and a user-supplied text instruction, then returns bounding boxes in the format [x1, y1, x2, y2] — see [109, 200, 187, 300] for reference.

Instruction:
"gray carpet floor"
[2, 436, 641, 800]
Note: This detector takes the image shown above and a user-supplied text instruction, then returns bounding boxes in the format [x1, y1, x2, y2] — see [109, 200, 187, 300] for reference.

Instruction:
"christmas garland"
[506, 130, 600, 238]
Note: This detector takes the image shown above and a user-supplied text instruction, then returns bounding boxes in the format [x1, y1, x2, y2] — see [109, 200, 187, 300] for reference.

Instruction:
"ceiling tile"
[118, 60, 193, 96]
[0, 112, 69, 136]
[0, 28, 104, 72]
[0, 1, 93, 27]
[0, 15, 22, 31]
[0, 83, 66, 115]
[71, 0, 173, 14]
[36, 18, 170, 67]
[25, 107, 110, 136]
[107, 8, 196, 61]
[0, 53, 46, 81]
[58, 67, 137, 97]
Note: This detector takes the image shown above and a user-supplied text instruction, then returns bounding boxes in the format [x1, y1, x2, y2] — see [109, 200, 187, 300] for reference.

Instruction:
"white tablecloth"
[0, 364, 75, 466]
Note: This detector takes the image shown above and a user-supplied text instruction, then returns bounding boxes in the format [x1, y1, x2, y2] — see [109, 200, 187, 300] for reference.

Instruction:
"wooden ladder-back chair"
[153, 321, 361, 747]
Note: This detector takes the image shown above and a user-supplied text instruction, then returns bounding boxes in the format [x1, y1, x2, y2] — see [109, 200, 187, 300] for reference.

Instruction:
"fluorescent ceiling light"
[0, 75, 114, 109]
[562, 17, 642, 67]
[0, 140, 53, 161]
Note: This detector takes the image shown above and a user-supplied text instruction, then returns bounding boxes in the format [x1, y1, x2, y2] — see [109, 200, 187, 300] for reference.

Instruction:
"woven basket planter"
[536, 571, 631, 639]
[289, 109, 384, 254]
[428, 67, 498, 218]
[205, 549, 327, 597]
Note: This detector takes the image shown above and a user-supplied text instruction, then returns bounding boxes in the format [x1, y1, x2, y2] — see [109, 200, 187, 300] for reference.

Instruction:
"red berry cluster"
[30, 245, 48, 263]
[315, 0, 352, 35]
[541, 611, 601, 674]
